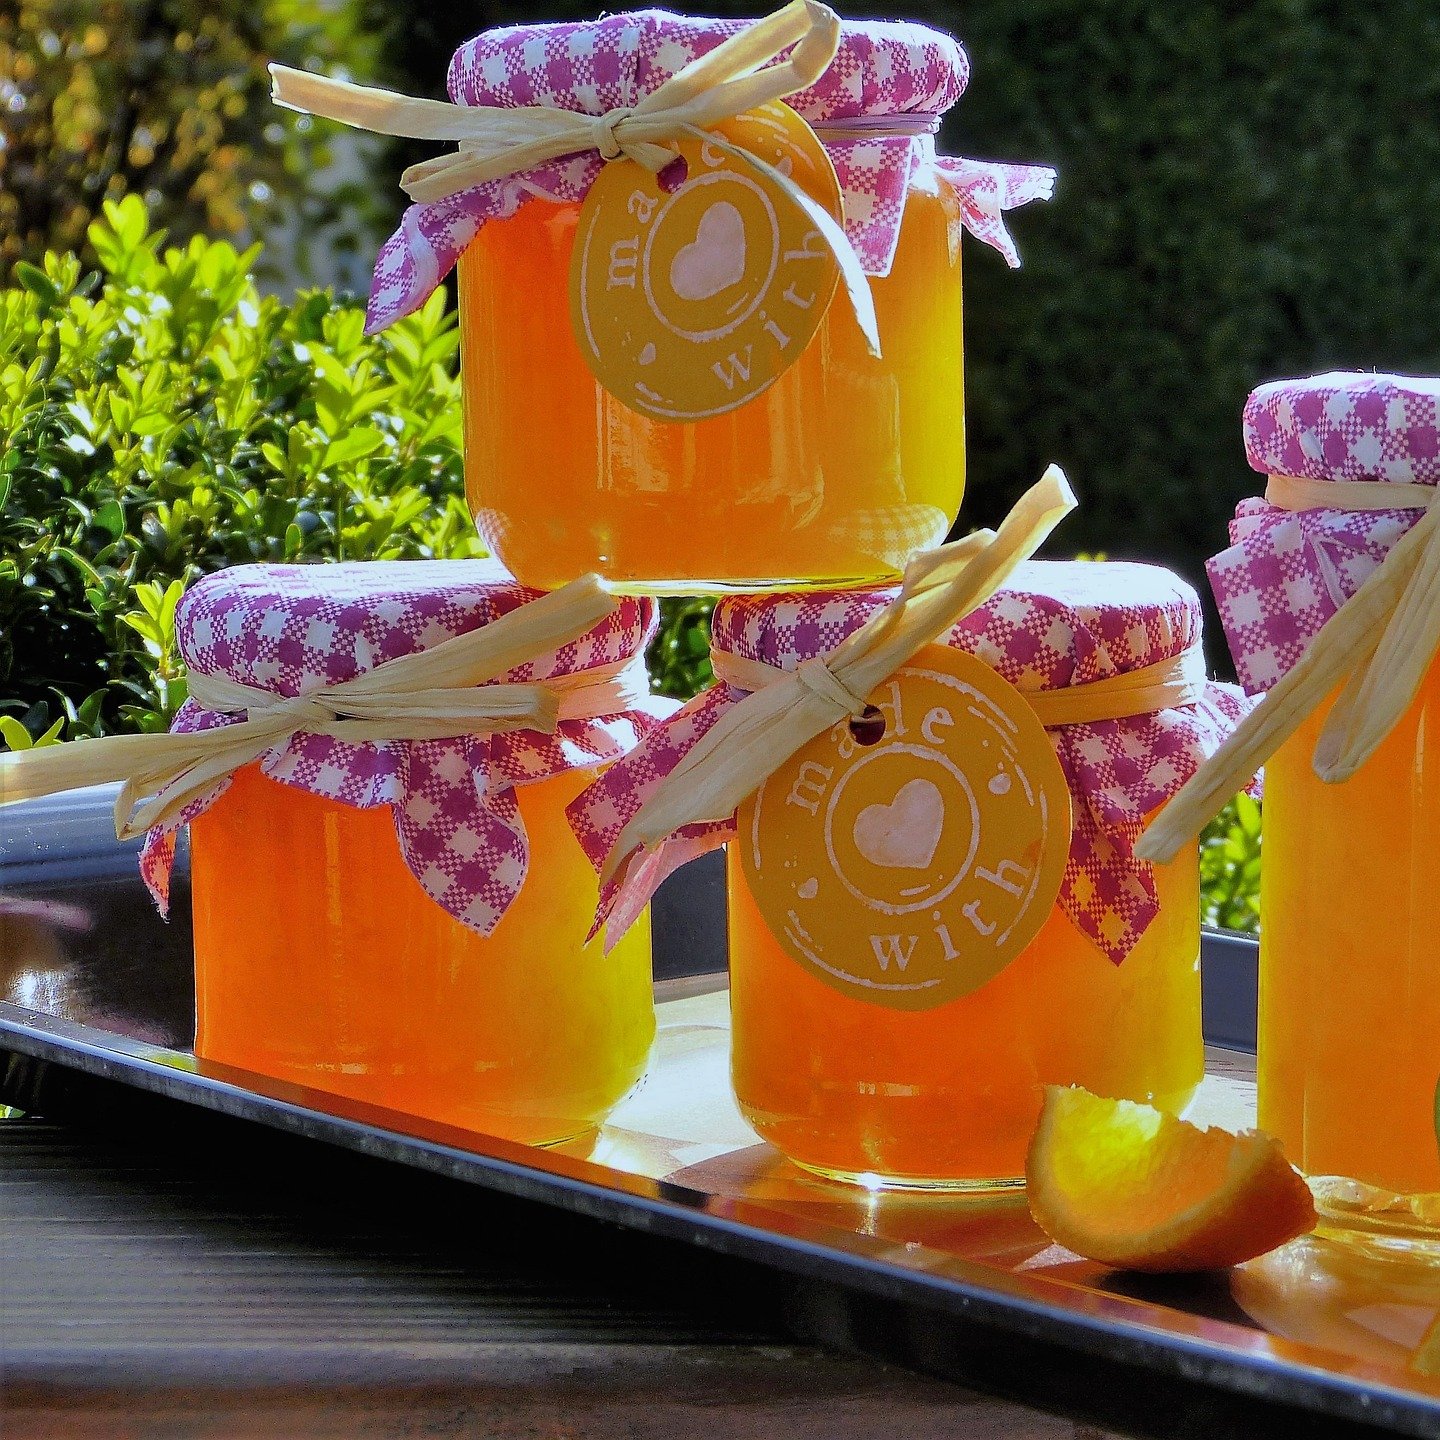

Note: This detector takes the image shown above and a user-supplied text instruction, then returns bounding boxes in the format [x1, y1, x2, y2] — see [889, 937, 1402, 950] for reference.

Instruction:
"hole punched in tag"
[849, 704, 886, 746]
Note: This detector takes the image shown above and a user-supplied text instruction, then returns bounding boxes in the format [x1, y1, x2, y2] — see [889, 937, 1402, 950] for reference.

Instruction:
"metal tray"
[2, 792, 1437, 1436]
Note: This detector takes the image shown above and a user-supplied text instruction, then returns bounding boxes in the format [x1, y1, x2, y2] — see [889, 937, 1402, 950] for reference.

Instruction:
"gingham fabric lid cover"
[571, 561, 1254, 964]
[139, 560, 668, 936]
[1211, 373, 1440, 693]
[364, 9, 1055, 332]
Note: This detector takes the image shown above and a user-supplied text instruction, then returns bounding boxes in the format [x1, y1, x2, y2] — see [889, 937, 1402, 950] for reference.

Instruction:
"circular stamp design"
[569, 101, 843, 423]
[738, 645, 1073, 1012]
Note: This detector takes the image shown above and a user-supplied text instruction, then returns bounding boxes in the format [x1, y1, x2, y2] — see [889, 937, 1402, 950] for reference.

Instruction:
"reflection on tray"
[2, 885, 1438, 1429]
[1236, 1235, 1440, 1378]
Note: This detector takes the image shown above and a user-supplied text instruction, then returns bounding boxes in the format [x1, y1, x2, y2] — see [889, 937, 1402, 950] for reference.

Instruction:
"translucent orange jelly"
[457, 167, 965, 594]
[191, 765, 655, 1145]
[1259, 666, 1440, 1197]
[728, 840, 1203, 1188]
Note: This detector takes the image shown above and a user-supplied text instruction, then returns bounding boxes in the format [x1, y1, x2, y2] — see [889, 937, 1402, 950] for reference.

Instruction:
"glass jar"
[273, 15, 1054, 592]
[458, 163, 965, 593]
[193, 764, 654, 1145]
[1259, 673, 1440, 1199]
[137, 559, 663, 1147]
[578, 560, 1247, 1189]
[728, 831, 1201, 1187]
[1207, 372, 1440, 1240]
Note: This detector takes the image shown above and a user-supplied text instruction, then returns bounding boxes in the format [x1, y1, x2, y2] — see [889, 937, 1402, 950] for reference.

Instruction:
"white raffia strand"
[598, 466, 1078, 888]
[0, 573, 643, 841]
[1138, 474, 1440, 864]
[269, 0, 881, 356]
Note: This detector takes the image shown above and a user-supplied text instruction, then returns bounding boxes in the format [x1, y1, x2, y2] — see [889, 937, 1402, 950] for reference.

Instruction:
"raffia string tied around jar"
[0, 563, 671, 936]
[1140, 372, 1440, 863]
[268, 1, 1054, 335]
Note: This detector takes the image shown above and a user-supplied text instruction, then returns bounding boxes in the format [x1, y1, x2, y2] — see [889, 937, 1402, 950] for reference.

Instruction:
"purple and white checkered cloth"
[364, 10, 1054, 333]
[1209, 372, 1440, 694]
[139, 560, 670, 936]
[570, 561, 1254, 964]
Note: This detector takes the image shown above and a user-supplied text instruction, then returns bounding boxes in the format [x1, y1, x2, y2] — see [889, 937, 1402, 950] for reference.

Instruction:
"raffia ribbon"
[269, 0, 880, 354]
[711, 641, 1209, 729]
[0, 573, 647, 842]
[599, 466, 1078, 887]
[1139, 473, 1440, 864]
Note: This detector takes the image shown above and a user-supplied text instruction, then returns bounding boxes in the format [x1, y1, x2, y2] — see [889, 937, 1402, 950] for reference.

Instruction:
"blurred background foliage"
[8, 0, 1436, 933]
[0, 0, 380, 277]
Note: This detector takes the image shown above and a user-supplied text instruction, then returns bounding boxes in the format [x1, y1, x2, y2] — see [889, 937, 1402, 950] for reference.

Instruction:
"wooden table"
[1, 1107, 1127, 1439]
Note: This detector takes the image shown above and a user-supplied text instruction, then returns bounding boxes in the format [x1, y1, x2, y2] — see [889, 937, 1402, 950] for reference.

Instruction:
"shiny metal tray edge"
[2, 994, 1435, 1438]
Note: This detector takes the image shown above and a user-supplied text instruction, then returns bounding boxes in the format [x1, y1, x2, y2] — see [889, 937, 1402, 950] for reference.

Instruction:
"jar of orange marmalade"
[327, 11, 1053, 593]
[1206, 373, 1440, 1224]
[138, 560, 666, 1146]
[574, 562, 1252, 1188]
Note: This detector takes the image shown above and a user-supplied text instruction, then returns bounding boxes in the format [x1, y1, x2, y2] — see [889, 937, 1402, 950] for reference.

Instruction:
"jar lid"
[448, 11, 969, 124]
[712, 560, 1203, 693]
[355, 9, 1053, 332]
[176, 559, 657, 696]
[574, 560, 1253, 967]
[1244, 371, 1440, 486]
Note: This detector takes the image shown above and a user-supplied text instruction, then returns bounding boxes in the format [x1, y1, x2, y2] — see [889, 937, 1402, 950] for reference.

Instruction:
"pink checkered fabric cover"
[139, 560, 669, 936]
[570, 561, 1255, 964]
[1210, 373, 1440, 694]
[363, 10, 1054, 332]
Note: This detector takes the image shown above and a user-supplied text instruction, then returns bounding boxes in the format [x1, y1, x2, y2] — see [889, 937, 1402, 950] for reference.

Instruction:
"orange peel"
[1026, 1085, 1316, 1273]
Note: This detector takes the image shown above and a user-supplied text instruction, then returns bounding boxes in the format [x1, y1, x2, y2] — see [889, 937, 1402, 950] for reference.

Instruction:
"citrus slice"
[1026, 1085, 1316, 1273]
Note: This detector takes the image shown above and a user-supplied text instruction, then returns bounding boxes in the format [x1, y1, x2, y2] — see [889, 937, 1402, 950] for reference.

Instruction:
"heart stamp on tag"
[569, 101, 843, 423]
[853, 778, 945, 870]
[738, 645, 1072, 1012]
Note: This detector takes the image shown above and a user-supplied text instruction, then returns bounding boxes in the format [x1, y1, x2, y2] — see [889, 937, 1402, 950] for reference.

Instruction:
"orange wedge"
[1026, 1085, 1316, 1273]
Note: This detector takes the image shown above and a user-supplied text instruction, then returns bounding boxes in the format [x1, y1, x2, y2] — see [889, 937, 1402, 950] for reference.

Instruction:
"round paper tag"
[738, 645, 1072, 1012]
[569, 101, 843, 423]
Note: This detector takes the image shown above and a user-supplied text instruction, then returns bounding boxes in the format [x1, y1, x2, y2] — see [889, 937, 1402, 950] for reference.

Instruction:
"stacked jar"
[574, 559, 1254, 1188]
[2, 6, 1070, 1169]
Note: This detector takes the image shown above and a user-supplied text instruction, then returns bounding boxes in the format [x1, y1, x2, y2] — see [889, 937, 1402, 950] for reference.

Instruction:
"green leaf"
[14, 263, 60, 306]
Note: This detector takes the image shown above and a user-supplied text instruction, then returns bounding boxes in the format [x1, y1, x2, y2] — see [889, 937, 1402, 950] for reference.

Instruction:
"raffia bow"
[599, 466, 1078, 888]
[0, 573, 645, 841]
[270, 0, 880, 354]
[1139, 474, 1440, 863]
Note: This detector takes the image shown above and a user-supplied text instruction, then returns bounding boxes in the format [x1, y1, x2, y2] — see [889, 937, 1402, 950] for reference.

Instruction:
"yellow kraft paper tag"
[738, 645, 1072, 1012]
[569, 100, 843, 423]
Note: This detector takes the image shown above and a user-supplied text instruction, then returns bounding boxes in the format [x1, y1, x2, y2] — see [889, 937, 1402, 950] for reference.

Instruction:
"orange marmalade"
[458, 163, 965, 593]
[193, 765, 654, 1146]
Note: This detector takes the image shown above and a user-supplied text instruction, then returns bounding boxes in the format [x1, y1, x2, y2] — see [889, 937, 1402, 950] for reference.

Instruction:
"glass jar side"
[457, 168, 966, 594]
[727, 839, 1202, 1190]
[1259, 661, 1440, 1199]
[191, 764, 656, 1145]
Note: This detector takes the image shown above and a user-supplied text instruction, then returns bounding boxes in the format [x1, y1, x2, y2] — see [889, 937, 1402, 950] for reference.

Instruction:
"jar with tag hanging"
[270, 5, 1055, 592]
[573, 545, 1253, 1189]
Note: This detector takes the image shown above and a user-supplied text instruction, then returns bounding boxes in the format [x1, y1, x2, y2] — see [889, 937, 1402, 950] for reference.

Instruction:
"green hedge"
[952, 0, 1440, 597]
[0, 197, 479, 739]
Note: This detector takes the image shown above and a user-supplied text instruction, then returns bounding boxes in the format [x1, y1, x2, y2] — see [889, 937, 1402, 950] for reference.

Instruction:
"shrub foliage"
[0, 196, 478, 738]
[0, 0, 374, 271]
